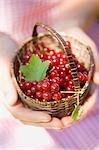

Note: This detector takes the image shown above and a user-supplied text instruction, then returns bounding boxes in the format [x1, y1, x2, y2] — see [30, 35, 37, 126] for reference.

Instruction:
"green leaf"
[20, 54, 50, 82]
[71, 104, 80, 121]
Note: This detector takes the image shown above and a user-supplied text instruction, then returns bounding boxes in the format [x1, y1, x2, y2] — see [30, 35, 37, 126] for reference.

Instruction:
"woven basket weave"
[12, 23, 94, 118]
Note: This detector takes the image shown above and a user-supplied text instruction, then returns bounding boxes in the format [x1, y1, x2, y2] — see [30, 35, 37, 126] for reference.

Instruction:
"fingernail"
[64, 119, 73, 127]
[42, 116, 51, 122]
[52, 127, 64, 131]
[52, 127, 61, 130]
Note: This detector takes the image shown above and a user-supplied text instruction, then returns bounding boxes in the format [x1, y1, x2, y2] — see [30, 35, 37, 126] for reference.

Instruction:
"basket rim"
[11, 34, 94, 105]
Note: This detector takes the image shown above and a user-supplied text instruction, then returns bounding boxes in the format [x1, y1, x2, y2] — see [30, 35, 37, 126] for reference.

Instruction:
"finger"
[61, 84, 97, 127]
[5, 102, 52, 123]
[21, 117, 64, 130]
[0, 60, 17, 105]
[61, 116, 74, 128]
[1, 93, 52, 124]
[93, 72, 99, 85]
[4, 98, 64, 130]
[79, 88, 97, 120]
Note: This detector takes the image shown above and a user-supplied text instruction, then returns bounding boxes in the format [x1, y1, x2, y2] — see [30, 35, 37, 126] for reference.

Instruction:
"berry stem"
[60, 91, 82, 94]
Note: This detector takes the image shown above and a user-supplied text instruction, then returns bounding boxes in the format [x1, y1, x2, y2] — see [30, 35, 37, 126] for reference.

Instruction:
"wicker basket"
[12, 23, 95, 118]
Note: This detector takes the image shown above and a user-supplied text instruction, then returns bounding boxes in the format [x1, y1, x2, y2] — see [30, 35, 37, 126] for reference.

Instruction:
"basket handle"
[32, 23, 80, 91]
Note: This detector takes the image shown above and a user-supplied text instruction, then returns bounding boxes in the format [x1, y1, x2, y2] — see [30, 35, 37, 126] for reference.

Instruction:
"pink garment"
[0, 89, 99, 150]
[0, 1, 99, 149]
[0, 0, 91, 43]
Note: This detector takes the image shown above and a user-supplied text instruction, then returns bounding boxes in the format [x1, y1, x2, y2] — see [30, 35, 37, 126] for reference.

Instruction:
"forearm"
[57, 0, 99, 29]
[61, 0, 99, 16]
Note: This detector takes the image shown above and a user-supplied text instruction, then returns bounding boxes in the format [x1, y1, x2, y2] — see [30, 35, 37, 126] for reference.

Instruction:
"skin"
[0, 29, 99, 131]
[53, 0, 99, 29]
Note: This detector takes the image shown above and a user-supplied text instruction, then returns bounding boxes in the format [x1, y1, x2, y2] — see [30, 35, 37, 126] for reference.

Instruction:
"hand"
[0, 32, 64, 130]
[60, 27, 99, 128]
[0, 58, 65, 130]
[52, 0, 98, 30]
[61, 83, 97, 128]
[0, 29, 99, 131]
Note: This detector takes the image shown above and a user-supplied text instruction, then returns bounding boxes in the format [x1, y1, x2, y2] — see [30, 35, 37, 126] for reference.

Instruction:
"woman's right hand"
[0, 31, 65, 130]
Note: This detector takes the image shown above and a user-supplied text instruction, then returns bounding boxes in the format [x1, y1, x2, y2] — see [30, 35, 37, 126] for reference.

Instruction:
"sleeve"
[0, 32, 18, 60]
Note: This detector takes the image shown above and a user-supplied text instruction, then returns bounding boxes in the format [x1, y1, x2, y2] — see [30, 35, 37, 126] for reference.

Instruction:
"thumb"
[0, 59, 17, 106]
[93, 72, 99, 85]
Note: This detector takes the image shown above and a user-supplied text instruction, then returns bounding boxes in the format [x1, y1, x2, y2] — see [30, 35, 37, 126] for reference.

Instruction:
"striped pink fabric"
[0, 0, 60, 42]
[0, 1, 99, 150]
[0, 0, 91, 42]
[86, 21, 99, 50]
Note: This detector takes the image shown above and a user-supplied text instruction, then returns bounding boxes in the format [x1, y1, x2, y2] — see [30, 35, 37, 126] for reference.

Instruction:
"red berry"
[47, 55, 51, 60]
[50, 77, 60, 84]
[24, 55, 30, 61]
[39, 53, 44, 59]
[83, 72, 88, 82]
[60, 78, 64, 85]
[66, 41, 71, 49]
[77, 63, 84, 72]
[51, 54, 57, 60]
[26, 89, 31, 96]
[59, 71, 66, 78]
[36, 82, 43, 91]
[32, 81, 37, 86]
[68, 80, 74, 86]
[64, 75, 71, 82]
[42, 81, 50, 91]
[43, 92, 52, 101]
[60, 67, 65, 74]
[35, 91, 43, 99]
[25, 82, 32, 90]
[78, 72, 84, 81]
[19, 82, 25, 90]
[59, 58, 66, 65]
[65, 63, 70, 73]
[55, 66, 60, 72]
[66, 85, 74, 91]
[52, 93, 62, 101]
[50, 70, 59, 78]
[52, 59, 59, 66]
[57, 52, 67, 62]
[57, 52, 63, 58]
[51, 83, 60, 92]
[31, 86, 36, 94]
